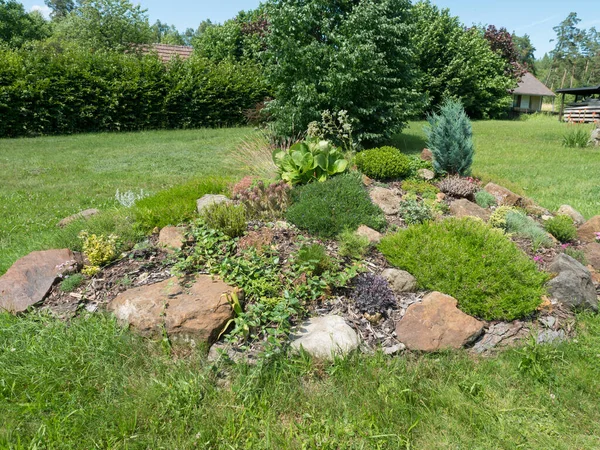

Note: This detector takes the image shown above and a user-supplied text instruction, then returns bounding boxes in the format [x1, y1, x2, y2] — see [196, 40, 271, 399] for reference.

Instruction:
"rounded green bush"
[545, 215, 577, 243]
[355, 146, 411, 181]
[379, 217, 548, 321]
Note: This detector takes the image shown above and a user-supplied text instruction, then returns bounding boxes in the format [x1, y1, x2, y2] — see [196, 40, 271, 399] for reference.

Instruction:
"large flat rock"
[449, 198, 490, 221]
[395, 292, 484, 352]
[0, 249, 80, 313]
[484, 182, 521, 207]
[369, 187, 401, 215]
[108, 275, 237, 344]
[577, 216, 600, 243]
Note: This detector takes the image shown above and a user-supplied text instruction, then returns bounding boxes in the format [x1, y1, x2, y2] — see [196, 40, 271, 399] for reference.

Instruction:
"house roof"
[556, 85, 600, 96]
[511, 72, 555, 97]
[146, 44, 194, 63]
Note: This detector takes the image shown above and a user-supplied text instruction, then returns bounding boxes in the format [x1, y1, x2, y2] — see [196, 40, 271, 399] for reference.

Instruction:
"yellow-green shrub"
[79, 232, 119, 276]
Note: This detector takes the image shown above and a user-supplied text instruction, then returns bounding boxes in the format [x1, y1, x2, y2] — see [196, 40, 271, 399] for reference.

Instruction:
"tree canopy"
[0, 0, 51, 48]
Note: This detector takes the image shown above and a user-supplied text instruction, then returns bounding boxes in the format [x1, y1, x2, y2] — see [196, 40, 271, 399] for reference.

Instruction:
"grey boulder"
[196, 194, 230, 214]
[546, 254, 598, 311]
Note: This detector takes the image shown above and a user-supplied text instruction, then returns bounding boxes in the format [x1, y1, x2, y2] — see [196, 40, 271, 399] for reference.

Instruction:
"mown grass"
[393, 116, 600, 218]
[0, 128, 251, 274]
[1, 311, 599, 449]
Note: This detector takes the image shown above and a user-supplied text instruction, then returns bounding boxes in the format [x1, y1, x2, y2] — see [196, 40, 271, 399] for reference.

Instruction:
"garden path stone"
[356, 225, 382, 244]
[290, 315, 360, 360]
[380, 268, 417, 294]
[577, 215, 600, 243]
[0, 249, 80, 313]
[557, 205, 585, 225]
[158, 226, 186, 252]
[108, 275, 238, 344]
[449, 198, 490, 221]
[369, 187, 401, 215]
[395, 292, 484, 352]
[196, 194, 231, 214]
[546, 254, 598, 311]
[483, 182, 521, 206]
[582, 242, 600, 271]
[57, 208, 100, 228]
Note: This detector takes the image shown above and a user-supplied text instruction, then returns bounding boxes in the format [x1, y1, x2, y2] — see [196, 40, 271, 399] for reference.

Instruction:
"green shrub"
[79, 232, 119, 276]
[398, 199, 433, 225]
[401, 180, 439, 199]
[200, 202, 247, 238]
[489, 206, 516, 229]
[295, 244, 333, 276]
[504, 210, 553, 250]
[545, 215, 577, 243]
[134, 178, 230, 231]
[562, 128, 590, 148]
[425, 99, 474, 176]
[337, 230, 371, 260]
[354, 146, 412, 181]
[286, 173, 386, 238]
[379, 218, 547, 320]
[59, 274, 85, 293]
[407, 155, 435, 178]
[475, 190, 497, 208]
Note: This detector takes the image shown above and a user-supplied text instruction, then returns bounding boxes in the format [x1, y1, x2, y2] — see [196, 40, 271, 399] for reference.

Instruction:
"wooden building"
[556, 85, 600, 123]
[511, 72, 555, 113]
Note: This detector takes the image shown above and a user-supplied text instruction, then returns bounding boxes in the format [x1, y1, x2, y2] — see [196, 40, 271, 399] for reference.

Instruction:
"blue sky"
[23, 0, 600, 58]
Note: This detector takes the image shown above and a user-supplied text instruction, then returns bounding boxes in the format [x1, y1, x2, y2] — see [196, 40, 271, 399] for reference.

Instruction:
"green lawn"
[394, 116, 600, 218]
[0, 128, 251, 274]
[1, 311, 599, 449]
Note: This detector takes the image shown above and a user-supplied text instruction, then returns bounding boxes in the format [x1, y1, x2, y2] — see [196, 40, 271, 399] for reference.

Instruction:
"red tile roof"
[146, 44, 194, 63]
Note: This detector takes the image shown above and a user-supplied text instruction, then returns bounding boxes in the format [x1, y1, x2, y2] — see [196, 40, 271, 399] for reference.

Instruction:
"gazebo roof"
[511, 72, 555, 97]
[556, 85, 600, 96]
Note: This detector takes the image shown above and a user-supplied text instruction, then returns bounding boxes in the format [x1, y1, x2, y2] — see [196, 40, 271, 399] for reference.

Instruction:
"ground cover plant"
[286, 173, 386, 237]
[0, 127, 250, 275]
[379, 217, 548, 320]
[2, 311, 600, 448]
[394, 116, 600, 218]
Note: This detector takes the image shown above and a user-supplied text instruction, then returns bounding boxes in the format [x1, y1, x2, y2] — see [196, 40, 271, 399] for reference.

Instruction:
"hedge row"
[0, 44, 268, 137]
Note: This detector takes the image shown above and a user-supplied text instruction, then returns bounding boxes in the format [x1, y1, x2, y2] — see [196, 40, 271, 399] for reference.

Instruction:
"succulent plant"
[351, 273, 396, 315]
[437, 175, 478, 198]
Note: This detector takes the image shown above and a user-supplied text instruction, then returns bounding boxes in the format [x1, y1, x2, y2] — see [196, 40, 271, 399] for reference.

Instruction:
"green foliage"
[564, 246, 587, 265]
[286, 173, 386, 238]
[200, 202, 247, 238]
[0, 0, 51, 48]
[295, 244, 333, 276]
[379, 218, 548, 320]
[59, 273, 85, 292]
[475, 190, 497, 208]
[412, 1, 515, 118]
[134, 178, 230, 231]
[545, 215, 577, 243]
[354, 146, 412, 181]
[489, 206, 516, 229]
[504, 210, 553, 250]
[562, 128, 590, 148]
[401, 179, 439, 199]
[272, 138, 348, 185]
[517, 336, 565, 383]
[337, 229, 371, 260]
[407, 154, 435, 178]
[265, 0, 417, 144]
[52, 0, 154, 52]
[79, 231, 118, 275]
[426, 99, 475, 176]
[398, 199, 433, 225]
[0, 44, 268, 137]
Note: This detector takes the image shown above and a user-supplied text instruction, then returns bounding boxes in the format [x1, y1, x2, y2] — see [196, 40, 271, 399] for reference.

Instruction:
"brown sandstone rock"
[158, 226, 186, 252]
[369, 187, 401, 215]
[0, 249, 80, 313]
[57, 208, 100, 228]
[108, 275, 237, 344]
[449, 198, 490, 221]
[395, 292, 484, 352]
[577, 216, 600, 243]
[582, 242, 600, 271]
[484, 182, 521, 206]
[356, 225, 382, 244]
[421, 148, 433, 161]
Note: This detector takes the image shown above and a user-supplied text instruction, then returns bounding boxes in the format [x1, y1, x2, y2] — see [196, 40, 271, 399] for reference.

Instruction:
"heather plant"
[200, 202, 247, 238]
[437, 176, 478, 198]
[286, 173, 386, 238]
[379, 218, 547, 320]
[398, 199, 433, 225]
[545, 215, 577, 243]
[475, 190, 497, 208]
[351, 273, 396, 316]
[425, 99, 474, 176]
[354, 146, 412, 181]
[337, 230, 371, 260]
[233, 180, 291, 220]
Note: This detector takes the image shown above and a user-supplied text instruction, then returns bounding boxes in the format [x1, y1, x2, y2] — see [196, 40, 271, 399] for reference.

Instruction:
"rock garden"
[2, 101, 599, 365]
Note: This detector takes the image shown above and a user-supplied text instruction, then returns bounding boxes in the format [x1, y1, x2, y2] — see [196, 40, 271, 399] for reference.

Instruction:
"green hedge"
[0, 43, 268, 137]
